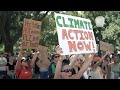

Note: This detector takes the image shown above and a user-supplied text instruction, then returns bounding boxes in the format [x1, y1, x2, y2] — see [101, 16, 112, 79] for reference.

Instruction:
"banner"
[21, 18, 42, 49]
[55, 13, 97, 55]
[100, 41, 114, 53]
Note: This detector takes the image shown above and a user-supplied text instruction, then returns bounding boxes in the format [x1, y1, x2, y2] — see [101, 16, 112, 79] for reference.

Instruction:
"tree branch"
[37, 11, 49, 21]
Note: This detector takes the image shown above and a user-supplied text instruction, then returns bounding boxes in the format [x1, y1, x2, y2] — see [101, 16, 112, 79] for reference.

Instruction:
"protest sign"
[21, 18, 42, 49]
[55, 13, 97, 55]
[100, 41, 114, 53]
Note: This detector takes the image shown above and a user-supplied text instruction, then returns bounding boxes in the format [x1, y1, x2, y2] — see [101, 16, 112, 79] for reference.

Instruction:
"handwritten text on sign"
[55, 13, 97, 55]
[22, 18, 42, 49]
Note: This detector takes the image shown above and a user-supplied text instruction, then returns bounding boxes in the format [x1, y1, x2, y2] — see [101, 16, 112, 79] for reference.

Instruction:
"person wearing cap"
[0, 52, 7, 79]
[108, 54, 120, 79]
[15, 45, 40, 79]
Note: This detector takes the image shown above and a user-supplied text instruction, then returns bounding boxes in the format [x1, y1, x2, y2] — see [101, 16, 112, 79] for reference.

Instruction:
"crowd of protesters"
[0, 44, 120, 79]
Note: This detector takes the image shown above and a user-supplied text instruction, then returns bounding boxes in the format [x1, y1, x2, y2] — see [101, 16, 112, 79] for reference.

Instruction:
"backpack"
[48, 62, 56, 79]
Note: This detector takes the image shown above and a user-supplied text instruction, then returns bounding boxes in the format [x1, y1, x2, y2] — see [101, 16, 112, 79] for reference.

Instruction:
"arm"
[54, 55, 64, 79]
[92, 51, 110, 70]
[30, 45, 40, 68]
[15, 47, 22, 70]
[54, 46, 64, 79]
[69, 54, 79, 68]
[30, 52, 38, 68]
[71, 53, 94, 79]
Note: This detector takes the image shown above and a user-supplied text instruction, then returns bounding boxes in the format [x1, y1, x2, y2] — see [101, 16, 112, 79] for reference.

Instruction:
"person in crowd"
[108, 54, 120, 79]
[6, 56, 16, 79]
[33, 57, 40, 79]
[90, 51, 110, 79]
[62, 55, 70, 66]
[54, 46, 94, 79]
[102, 56, 111, 79]
[0, 52, 7, 79]
[15, 45, 40, 79]
[69, 54, 85, 79]
[48, 52, 60, 79]
[36, 52, 50, 79]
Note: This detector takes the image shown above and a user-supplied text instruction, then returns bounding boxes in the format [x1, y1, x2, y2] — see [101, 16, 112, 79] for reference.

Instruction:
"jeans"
[40, 71, 48, 79]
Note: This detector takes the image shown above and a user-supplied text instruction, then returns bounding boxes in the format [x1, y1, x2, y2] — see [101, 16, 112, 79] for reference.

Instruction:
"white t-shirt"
[84, 67, 92, 79]
[0, 57, 7, 71]
[91, 66, 103, 79]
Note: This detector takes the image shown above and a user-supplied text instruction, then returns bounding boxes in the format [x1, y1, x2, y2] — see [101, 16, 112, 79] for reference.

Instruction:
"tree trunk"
[4, 42, 13, 55]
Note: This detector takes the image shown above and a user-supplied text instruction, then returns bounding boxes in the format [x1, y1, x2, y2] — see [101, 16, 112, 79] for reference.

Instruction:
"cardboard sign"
[55, 13, 97, 55]
[100, 41, 114, 53]
[21, 18, 42, 49]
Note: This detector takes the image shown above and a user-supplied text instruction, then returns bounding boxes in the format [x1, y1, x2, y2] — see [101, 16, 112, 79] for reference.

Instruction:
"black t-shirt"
[72, 67, 85, 79]
[62, 59, 70, 65]
[6, 62, 16, 71]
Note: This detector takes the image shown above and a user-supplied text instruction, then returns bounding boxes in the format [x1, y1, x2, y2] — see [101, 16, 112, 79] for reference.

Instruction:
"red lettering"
[68, 41, 77, 52]
[73, 30, 79, 40]
[84, 31, 89, 40]
[79, 30, 85, 40]
[83, 41, 91, 51]
[62, 29, 68, 40]
[77, 41, 84, 51]
[88, 31, 94, 40]
[68, 29, 74, 40]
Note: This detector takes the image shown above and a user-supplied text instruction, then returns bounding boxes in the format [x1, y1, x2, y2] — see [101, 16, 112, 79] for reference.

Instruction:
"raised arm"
[71, 53, 94, 79]
[54, 55, 64, 79]
[69, 54, 79, 68]
[15, 46, 22, 70]
[54, 46, 64, 79]
[30, 46, 40, 68]
[92, 51, 110, 70]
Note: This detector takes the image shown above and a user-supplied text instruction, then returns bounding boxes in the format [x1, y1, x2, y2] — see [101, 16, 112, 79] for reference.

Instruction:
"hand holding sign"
[106, 51, 111, 56]
[55, 45, 63, 55]
[36, 45, 40, 52]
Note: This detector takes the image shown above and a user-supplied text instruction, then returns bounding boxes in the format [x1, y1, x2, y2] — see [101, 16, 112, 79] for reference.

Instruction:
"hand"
[106, 51, 110, 55]
[55, 45, 63, 55]
[58, 55, 64, 62]
[36, 45, 40, 51]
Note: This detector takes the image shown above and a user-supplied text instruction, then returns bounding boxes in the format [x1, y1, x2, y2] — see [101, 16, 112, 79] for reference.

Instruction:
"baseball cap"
[21, 57, 27, 62]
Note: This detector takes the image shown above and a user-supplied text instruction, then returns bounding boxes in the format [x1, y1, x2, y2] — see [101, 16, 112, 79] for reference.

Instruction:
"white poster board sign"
[55, 13, 97, 55]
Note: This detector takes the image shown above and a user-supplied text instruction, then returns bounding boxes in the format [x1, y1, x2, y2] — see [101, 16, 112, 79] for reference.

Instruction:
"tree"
[0, 11, 49, 54]
[82, 11, 120, 50]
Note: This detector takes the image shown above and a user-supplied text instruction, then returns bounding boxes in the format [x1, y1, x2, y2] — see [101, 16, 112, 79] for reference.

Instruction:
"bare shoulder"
[108, 63, 113, 66]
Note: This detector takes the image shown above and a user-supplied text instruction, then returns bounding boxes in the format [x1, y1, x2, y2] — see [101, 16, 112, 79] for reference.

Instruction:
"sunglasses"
[54, 56, 60, 58]
[61, 69, 73, 73]
[77, 59, 83, 62]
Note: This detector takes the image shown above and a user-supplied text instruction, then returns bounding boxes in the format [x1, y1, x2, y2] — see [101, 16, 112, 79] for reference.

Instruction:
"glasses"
[77, 59, 83, 62]
[54, 56, 60, 58]
[61, 69, 73, 73]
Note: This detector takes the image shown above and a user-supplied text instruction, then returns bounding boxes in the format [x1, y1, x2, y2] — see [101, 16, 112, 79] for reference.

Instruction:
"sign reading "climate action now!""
[55, 13, 97, 55]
